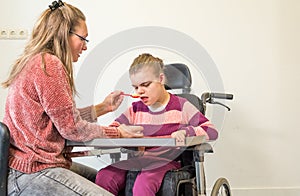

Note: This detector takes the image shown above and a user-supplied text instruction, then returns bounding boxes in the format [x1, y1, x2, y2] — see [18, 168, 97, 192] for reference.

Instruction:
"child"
[95, 53, 218, 196]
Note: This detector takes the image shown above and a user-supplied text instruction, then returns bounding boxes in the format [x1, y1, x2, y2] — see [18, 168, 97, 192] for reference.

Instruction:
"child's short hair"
[129, 53, 164, 77]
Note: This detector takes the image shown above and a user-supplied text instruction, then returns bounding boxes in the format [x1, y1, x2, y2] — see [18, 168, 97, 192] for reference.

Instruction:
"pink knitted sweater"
[3, 53, 120, 173]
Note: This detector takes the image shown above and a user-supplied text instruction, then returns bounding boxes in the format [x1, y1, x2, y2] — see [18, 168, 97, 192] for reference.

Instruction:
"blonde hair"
[1, 2, 85, 94]
[129, 53, 164, 78]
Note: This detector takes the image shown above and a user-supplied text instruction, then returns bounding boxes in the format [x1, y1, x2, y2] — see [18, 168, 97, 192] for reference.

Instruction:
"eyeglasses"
[69, 31, 89, 44]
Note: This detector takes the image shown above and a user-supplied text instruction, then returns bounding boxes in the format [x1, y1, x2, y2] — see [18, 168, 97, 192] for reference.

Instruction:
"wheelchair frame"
[160, 92, 233, 196]
[162, 64, 233, 196]
[184, 92, 233, 196]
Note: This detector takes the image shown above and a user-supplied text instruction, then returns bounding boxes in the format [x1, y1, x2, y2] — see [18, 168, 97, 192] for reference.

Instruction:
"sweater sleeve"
[78, 105, 97, 122]
[180, 101, 218, 141]
[36, 54, 120, 142]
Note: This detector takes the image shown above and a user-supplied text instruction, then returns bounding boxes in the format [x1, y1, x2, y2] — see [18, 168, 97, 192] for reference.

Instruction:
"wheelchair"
[123, 63, 233, 196]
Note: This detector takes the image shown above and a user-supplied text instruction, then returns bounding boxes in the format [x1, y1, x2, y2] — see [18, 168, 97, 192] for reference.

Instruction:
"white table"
[67, 135, 210, 195]
[67, 135, 205, 147]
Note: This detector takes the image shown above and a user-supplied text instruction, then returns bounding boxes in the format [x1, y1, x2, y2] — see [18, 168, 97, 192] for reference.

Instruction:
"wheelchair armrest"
[192, 143, 214, 163]
[120, 147, 138, 153]
[194, 143, 213, 154]
[110, 147, 138, 163]
[120, 147, 139, 159]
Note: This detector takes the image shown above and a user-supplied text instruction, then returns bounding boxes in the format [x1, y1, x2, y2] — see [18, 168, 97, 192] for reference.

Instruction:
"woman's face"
[69, 20, 88, 62]
[130, 67, 165, 106]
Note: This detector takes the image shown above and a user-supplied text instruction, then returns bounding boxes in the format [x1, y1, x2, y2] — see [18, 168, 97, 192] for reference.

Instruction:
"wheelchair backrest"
[164, 63, 192, 94]
[164, 63, 206, 167]
[164, 63, 205, 115]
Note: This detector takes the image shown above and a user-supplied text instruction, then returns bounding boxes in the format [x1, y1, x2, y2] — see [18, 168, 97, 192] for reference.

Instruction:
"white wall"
[1, 0, 300, 195]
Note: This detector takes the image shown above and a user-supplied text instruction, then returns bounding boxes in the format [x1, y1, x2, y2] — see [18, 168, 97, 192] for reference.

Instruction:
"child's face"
[130, 67, 165, 106]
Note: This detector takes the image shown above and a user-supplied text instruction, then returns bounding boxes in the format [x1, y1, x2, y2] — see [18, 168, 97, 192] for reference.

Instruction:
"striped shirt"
[110, 94, 218, 159]
[112, 94, 218, 140]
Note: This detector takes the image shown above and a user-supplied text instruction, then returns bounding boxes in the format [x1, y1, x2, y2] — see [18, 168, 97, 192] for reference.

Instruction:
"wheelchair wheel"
[210, 177, 231, 196]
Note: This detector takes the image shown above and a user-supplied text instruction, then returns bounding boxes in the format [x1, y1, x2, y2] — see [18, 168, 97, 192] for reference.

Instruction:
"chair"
[0, 122, 10, 196]
[124, 63, 233, 196]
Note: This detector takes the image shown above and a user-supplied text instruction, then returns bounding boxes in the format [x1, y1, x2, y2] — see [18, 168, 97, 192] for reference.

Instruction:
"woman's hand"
[103, 90, 124, 112]
[171, 130, 186, 142]
[95, 90, 124, 116]
[118, 124, 144, 138]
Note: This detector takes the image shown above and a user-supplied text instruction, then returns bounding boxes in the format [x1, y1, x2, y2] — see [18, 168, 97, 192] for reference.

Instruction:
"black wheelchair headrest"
[164, 63, 192, 93]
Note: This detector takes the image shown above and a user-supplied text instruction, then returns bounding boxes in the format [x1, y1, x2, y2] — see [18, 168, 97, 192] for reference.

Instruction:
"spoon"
[121, 93, 140, 98]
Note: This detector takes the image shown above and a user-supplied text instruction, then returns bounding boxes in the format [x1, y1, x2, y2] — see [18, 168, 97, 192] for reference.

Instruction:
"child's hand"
[118, 124, 144, 138]
[171, 130, 186, 142]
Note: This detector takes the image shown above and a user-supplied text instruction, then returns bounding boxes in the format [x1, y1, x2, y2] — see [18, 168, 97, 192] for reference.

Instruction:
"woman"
[1, 1, 143, 195]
